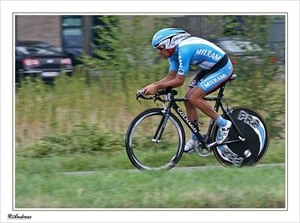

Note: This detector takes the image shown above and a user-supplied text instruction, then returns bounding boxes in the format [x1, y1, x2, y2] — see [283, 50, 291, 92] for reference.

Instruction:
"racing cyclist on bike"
[142, 28, 234, 154]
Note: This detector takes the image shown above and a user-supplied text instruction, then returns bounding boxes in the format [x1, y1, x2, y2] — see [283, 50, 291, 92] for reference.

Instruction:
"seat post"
[216, 84, 226, 99]
[216, 74, 236, 99]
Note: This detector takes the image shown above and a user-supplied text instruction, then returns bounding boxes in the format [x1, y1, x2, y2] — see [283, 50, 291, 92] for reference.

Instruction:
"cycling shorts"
[188, 55, 234, 94]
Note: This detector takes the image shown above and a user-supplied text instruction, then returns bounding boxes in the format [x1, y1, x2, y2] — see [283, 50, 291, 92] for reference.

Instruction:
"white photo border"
[1, 1, 299, 223]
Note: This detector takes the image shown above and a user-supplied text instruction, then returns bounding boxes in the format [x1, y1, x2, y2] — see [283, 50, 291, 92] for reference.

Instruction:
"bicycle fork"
[151, 106, 170, 143]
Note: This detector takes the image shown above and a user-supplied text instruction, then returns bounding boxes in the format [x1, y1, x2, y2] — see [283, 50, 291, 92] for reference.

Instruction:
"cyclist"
[143, 28, 234, 153]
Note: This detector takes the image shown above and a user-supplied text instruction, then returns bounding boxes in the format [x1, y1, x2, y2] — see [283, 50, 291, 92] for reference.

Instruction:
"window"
[62, 16, 82, 27]
[61, 16, 83, 47]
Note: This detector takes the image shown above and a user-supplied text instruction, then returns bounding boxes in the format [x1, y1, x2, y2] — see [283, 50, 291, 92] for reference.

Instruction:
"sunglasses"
[156, 45, 165, 51]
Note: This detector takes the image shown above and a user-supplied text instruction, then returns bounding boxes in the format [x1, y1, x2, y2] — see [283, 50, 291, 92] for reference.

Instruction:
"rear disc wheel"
[212, 106, 270, 167]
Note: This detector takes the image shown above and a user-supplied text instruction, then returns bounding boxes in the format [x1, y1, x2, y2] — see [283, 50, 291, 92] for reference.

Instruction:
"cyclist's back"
[168, 36, 227, 76]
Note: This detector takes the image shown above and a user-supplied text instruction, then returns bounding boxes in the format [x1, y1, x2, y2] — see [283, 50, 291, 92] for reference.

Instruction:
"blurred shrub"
[18, 121, 124, 157]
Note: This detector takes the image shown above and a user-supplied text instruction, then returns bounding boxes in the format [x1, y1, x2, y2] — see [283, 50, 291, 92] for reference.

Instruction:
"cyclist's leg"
[184, 70, 207, 127]
[188, 57, 234, 144]
[183, 71, 206, 153]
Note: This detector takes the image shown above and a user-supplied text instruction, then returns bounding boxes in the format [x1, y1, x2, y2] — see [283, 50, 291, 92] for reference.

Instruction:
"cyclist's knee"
[184, 87, 193, 98]
[188, 95, 198, 105]
[188, 87, 206, 103]
[184, 99, 193, 107]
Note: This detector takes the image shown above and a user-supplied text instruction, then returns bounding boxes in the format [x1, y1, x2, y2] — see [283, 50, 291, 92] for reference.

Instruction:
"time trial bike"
[125, 74, 270, 171]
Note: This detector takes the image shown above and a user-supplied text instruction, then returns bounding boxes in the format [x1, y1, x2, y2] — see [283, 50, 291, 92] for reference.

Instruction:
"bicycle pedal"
[185, 149, 195, 154]
[188, 150, 195, 154]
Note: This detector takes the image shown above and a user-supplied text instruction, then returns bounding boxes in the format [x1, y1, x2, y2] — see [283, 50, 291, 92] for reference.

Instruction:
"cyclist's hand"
[136, 89, 145, 96]
[143, 84, 158, 95]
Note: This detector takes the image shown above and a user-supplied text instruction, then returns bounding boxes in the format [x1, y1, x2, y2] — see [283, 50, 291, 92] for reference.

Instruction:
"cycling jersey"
[169, 36, 226, 75]
[168, 36, 233, 93]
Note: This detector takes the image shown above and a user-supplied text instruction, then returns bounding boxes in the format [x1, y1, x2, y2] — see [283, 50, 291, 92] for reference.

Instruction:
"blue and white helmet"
[152, 28, 191, 49]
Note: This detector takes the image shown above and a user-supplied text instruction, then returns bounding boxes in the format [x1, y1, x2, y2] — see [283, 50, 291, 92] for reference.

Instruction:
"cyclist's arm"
[143, 54, 185, 94]
[153, 73, 185, 90]
[153, 70, 177, 84]
[150, 54, 180, 85]
[153, 48, 189, 89]
[143, 73, 185, 95]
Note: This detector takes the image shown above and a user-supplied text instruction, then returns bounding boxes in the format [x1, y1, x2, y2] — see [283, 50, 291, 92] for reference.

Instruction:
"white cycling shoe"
[184, 139, 195, 154]
[216, 120, 232, 144]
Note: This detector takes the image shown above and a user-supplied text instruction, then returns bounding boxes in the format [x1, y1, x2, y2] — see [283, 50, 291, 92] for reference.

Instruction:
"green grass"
[15, 165, 285, 208]
[15, 137, 285, 208]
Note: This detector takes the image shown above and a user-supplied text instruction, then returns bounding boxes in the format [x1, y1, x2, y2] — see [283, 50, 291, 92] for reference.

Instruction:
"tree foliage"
[78, 16, 172, 77]
[207, 15, 285, 138]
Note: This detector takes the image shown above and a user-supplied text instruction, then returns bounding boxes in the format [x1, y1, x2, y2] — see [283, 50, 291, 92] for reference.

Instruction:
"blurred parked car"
[209, 37, 279, 65]
[15, 40, 73, 83]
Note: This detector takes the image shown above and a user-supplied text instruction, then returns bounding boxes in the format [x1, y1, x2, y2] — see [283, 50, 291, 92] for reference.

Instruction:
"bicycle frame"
[153, 82, 245, 149]
[128, 74, 269, 170]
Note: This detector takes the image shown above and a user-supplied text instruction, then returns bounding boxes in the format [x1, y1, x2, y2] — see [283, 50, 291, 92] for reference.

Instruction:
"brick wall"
[15, 15, 62, 48]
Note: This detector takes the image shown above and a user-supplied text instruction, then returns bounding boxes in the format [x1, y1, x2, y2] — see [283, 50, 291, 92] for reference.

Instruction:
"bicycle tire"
[211, 106, 270, 167]
[125, 108, 185, 171]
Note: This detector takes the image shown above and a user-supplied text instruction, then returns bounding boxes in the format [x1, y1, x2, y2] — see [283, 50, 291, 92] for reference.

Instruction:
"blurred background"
[14, 14, 285, 155]
[15, 15, 285, 66]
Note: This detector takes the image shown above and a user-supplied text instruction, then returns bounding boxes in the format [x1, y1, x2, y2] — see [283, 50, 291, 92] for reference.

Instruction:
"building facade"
[15, 15, 285, 64]
[15, 15, 101, 64]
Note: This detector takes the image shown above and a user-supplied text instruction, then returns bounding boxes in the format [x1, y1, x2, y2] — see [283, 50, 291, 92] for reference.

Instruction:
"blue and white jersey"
[168, 37, 226, 75]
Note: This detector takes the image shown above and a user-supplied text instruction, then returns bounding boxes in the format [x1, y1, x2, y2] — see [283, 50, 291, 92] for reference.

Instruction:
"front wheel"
[211, 106, 270, 168]
[125, 108, 185, 171]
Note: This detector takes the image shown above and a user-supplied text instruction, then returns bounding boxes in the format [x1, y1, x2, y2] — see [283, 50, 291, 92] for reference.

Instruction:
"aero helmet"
[152, 28, 191, 50]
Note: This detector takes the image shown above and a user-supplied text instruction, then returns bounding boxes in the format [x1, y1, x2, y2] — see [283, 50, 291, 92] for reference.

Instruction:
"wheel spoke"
[125, 108, 185, 171]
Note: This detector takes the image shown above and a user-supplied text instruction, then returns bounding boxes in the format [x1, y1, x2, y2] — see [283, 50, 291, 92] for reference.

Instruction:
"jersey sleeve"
[177, 46, 192, 76]
[168, 56, 179, 71]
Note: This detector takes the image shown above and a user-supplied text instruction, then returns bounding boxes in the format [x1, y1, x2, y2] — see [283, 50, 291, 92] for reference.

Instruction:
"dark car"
[15, 40, 73, 83]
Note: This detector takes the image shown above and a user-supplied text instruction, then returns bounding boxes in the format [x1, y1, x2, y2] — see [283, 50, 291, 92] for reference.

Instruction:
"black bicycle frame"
[152, 83, 245, 147]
